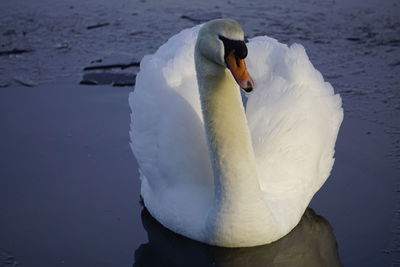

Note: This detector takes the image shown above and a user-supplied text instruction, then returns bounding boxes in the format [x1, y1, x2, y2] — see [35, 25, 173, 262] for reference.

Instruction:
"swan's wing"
[129, 25, 213, 198]
[245, 37, 343, 222]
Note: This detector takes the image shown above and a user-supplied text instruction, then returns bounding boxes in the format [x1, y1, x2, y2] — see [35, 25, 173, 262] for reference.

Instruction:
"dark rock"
[84, 53, 140, 71]
[181, 11, 222, 23]
[86, 23, 110, 30]
[80, 79, 99, 85]
[90, 58, 103, 64]
[80, 72, 135, 86]
[83, 62, 139, 71]
[346, 37, 361, 42]
[81, 54, 139, 87]
[0, 48, 33, 56]
[112, 81, 135, 87]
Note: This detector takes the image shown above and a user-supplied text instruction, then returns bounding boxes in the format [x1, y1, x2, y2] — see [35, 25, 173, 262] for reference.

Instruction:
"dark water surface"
[0, 0, 399, 266]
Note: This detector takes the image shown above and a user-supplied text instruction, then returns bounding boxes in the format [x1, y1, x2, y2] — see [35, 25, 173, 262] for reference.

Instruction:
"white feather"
[129, 23, 343, 247]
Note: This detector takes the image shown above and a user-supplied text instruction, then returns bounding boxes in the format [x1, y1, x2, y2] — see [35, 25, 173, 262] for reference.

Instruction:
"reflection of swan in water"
[133, 208, 342, 267]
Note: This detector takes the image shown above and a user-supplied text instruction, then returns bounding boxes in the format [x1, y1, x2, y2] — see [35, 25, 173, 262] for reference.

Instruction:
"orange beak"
[225, 50, 254, 92]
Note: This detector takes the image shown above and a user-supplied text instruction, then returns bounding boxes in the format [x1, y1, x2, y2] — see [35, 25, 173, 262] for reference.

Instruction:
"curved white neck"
[194, 44, 279, 247]
[195, 53, 263, 210]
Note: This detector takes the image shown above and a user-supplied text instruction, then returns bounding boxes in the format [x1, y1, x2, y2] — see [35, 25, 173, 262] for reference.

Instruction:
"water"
[0, 0, 399, 266]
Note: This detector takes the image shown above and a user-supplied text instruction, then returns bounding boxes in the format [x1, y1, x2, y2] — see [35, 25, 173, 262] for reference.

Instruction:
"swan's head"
[196, 18, 254, 92]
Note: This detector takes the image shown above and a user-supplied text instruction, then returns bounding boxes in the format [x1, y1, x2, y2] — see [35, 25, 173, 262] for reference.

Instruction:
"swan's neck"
[195, 52, 277, 246]
[195, 54, 264, 211]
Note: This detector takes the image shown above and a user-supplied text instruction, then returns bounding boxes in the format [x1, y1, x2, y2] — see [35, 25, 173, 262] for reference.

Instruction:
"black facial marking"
[219, 35, 248, 64]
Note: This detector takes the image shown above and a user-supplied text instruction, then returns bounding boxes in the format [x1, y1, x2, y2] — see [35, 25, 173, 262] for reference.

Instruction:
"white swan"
[129, 18, 343, 247]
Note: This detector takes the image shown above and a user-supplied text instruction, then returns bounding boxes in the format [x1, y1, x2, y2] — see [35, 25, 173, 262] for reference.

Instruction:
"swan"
[129, 18, 343, 247]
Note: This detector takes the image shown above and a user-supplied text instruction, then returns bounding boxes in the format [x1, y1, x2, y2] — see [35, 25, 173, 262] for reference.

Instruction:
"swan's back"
[129, 24, 343, 243]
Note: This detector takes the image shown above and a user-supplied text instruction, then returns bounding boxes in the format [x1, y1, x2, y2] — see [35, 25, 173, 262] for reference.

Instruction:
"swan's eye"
[219, 35, 248, 61]
[235, 54, 241, 68]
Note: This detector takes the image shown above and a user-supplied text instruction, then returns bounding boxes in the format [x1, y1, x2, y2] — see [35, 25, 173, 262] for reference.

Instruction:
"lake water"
[0, 0, 399, 266]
